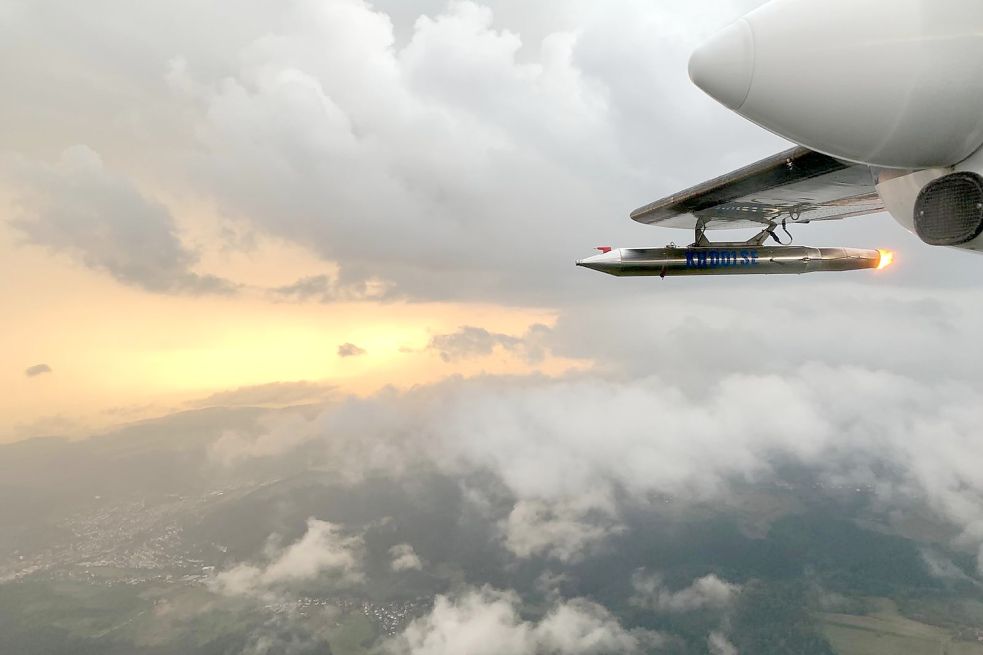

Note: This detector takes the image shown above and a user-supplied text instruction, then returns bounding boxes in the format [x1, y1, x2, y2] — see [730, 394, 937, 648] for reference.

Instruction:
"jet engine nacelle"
[876, 148, 983, 251]
[690, 0, 983, 169]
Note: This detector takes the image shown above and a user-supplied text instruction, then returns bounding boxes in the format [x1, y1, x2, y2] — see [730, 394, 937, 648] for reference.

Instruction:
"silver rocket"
[576, 245, 891, 277]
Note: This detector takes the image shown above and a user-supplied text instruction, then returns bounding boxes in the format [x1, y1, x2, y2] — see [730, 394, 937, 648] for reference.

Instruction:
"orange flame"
[877, 250, 894, 270]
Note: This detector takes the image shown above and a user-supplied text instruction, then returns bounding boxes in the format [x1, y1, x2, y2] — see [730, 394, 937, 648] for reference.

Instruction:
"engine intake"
[913, 172, 983, 246]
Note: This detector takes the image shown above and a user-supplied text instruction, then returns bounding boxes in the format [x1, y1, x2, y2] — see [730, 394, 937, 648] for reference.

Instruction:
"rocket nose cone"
[688, 19, 754, 111]
[576, 249, 622, 274]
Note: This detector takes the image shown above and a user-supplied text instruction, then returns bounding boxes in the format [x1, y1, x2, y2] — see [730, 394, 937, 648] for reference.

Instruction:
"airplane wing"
[631, 146, 885, 231]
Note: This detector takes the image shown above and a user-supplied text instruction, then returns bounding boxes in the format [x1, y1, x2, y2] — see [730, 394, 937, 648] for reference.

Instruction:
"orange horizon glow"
[0, 224, 588, 443]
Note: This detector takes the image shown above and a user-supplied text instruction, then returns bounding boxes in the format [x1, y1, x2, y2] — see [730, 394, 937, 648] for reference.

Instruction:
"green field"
[326, 612, 379, 655]
[822, 599, 983, 655]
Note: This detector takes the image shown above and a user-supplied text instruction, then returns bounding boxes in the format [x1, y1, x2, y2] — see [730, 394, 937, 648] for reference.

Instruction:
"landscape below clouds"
[3, 281, 983, 654]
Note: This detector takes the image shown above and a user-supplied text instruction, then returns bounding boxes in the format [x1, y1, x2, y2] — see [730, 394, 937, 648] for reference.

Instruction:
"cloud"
[212, 518, 363, 598]
[4, 146, 234, 294]
[11, 413, 81, 440]
[631, 571, 741, 613]
[240, 615, 330, 655]
[338, 342, 367, 358]
[15, 0, 971, 307]
[428, 324, 551, 363]
[546, 284, 983, 386]
[191, 381, 336, 408]
[132, 280, 982, 579]
[209, 412, 323, 467]
[274, 274, 392, 303]
[386, 586, 662, 655]
[502, 496, 622, 562]
[707, 631, 738, 655]
[0, 0, 777, 305]
[389, 543, 424, 571]
[429, 326, 520, 362]
[919, 549, 983, 588]
[24, 364, 52, 377]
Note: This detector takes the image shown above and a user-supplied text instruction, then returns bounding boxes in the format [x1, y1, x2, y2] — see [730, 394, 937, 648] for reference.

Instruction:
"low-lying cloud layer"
[502, 496, 622, 562]
[631, 571, 741, 613]
[211, 283, 983, 573]
[212, 518, 364, 598]
[389, 543, 424, 572]
[385, 587, 663, 655]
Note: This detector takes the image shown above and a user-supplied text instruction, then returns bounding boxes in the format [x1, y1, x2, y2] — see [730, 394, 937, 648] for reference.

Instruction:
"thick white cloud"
[3, 0, 784, 302]
[631, 571, 740, 613]
[212, 518, 363, 598]
[390, 543, 425, 572]
[168, 0, 623, 301]
[503, 496, 622, 562]
[7, 0, 975, 302]
[386, 586, 662, 655]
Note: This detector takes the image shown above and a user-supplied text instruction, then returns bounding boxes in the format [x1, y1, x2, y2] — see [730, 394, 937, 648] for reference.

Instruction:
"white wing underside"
[631, 147, 885, 231]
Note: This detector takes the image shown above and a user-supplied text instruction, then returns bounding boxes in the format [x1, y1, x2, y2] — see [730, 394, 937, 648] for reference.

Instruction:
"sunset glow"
[0, 230, 585, 440]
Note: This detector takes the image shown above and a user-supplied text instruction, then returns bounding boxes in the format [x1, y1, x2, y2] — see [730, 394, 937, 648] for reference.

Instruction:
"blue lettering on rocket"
[684, 249, 760, 269]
